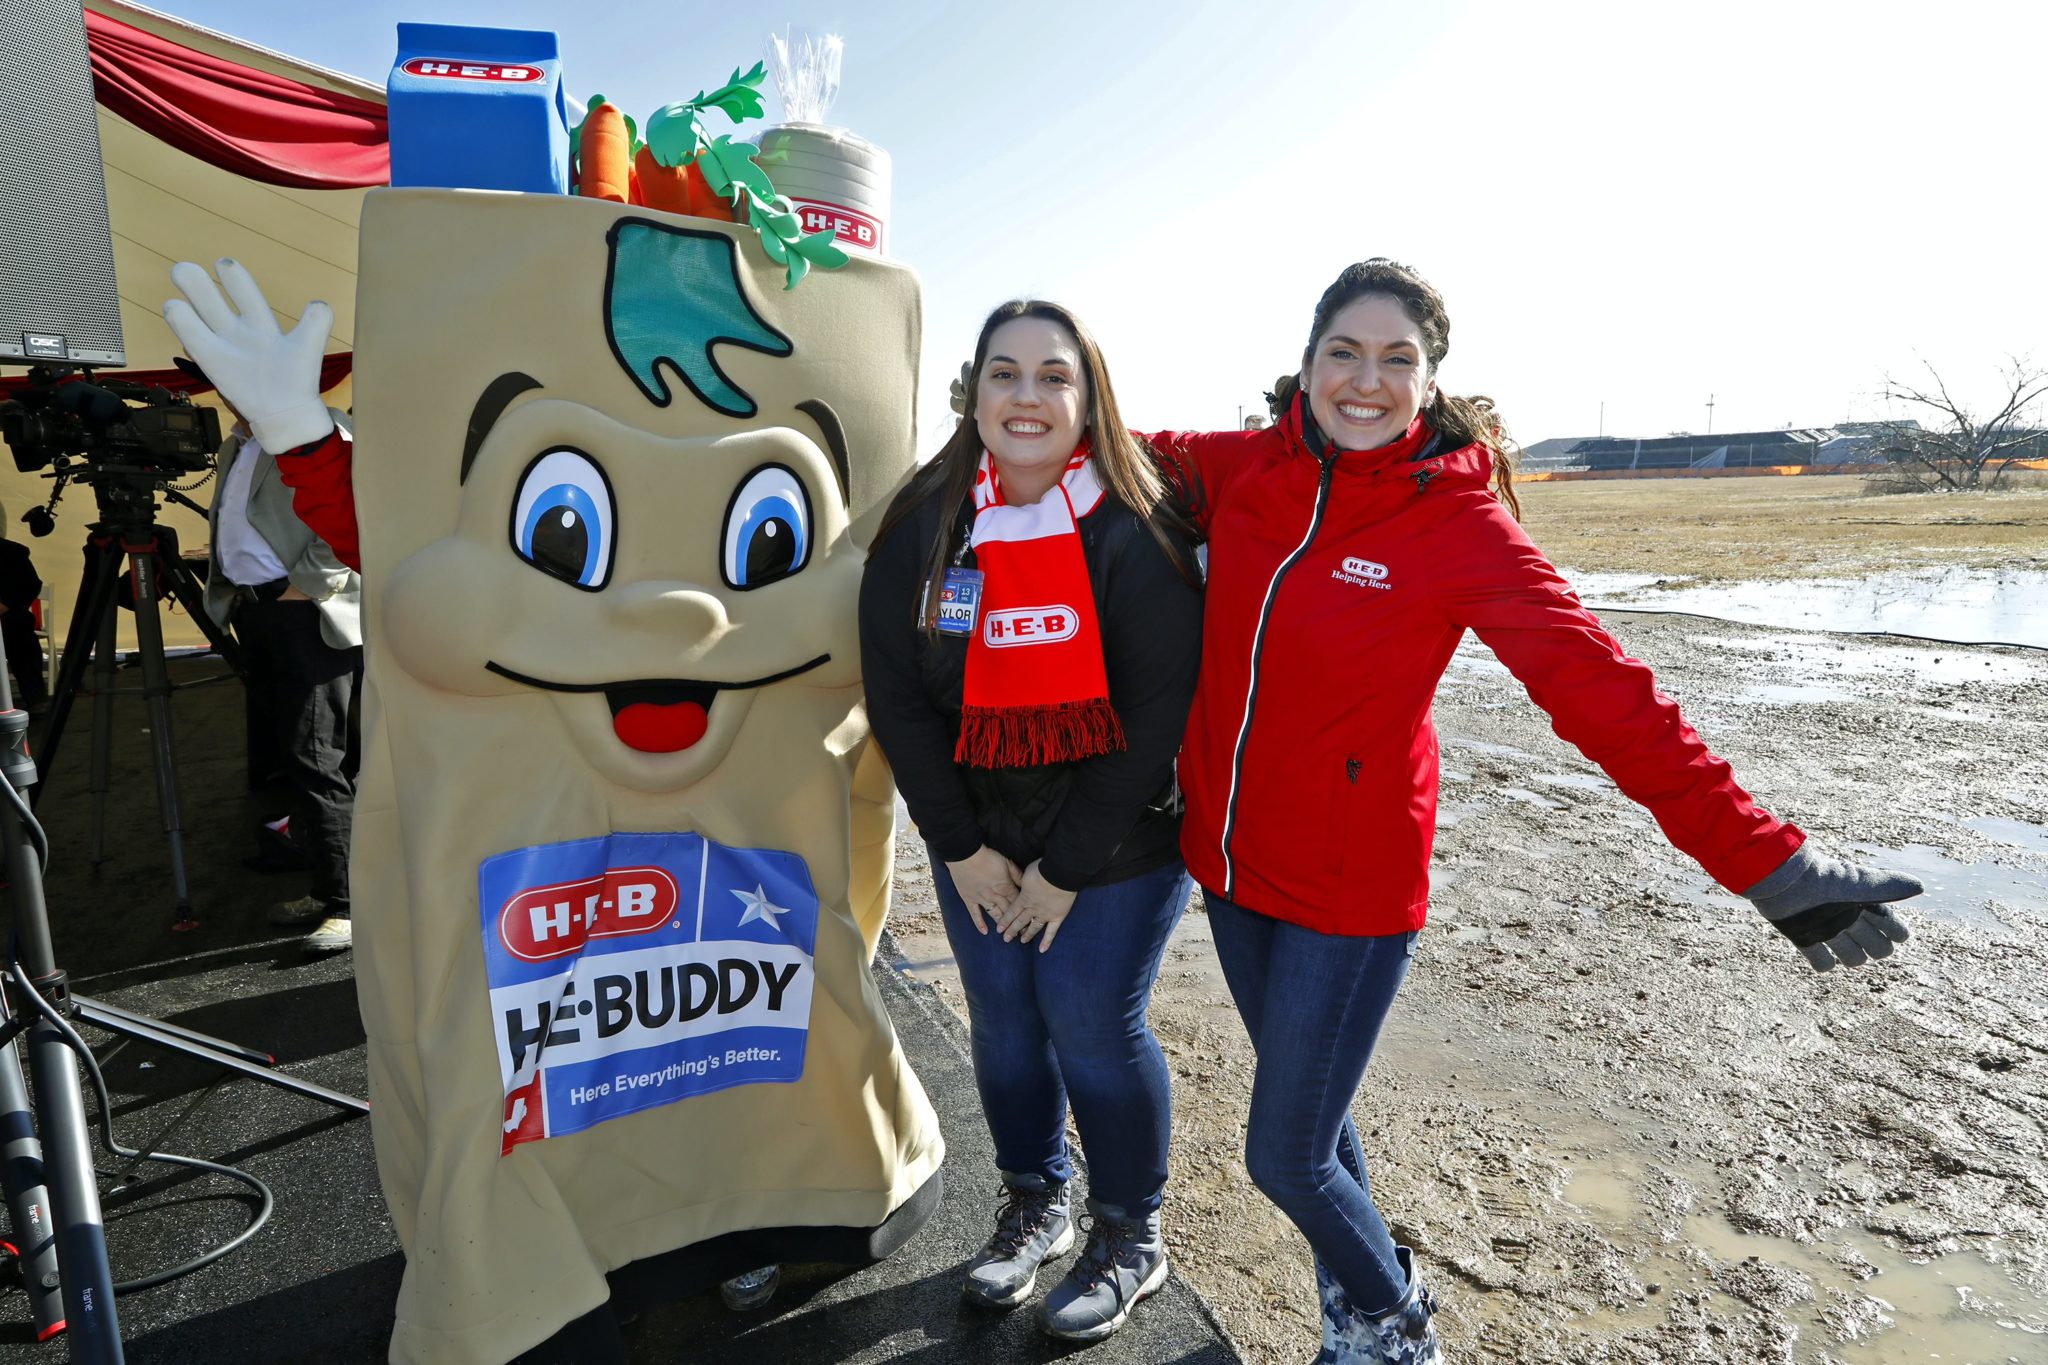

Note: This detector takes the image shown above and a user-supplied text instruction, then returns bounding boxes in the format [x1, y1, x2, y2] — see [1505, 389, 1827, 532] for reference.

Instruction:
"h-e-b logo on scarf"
[983, 605, 1080, 648]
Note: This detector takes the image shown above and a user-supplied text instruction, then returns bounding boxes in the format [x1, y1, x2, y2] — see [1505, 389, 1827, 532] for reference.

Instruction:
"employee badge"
[934, 566, 983, 637]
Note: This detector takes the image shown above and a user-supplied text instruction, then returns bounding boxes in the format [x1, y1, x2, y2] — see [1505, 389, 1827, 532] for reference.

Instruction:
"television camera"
[0, 365, 220, 536]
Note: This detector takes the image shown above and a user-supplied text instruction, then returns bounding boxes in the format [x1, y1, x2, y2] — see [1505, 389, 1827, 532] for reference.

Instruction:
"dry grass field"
[1515, 473, 2048, 581]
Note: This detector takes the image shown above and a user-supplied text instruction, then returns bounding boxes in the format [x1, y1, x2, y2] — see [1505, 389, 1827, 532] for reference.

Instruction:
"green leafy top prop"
[569, 63, 848, 290]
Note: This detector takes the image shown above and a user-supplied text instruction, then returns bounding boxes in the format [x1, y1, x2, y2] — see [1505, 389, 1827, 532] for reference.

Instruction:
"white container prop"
[761, 30, 890, 254]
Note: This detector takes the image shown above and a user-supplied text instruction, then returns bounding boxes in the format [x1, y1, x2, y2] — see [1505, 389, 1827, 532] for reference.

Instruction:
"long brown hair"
[871, 299, 1196, 631]
[1276, 259, 1520, 518]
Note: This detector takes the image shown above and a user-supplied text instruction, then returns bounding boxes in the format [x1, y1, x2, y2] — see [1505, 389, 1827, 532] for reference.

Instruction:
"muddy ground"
[888, 607, 2048, 1364]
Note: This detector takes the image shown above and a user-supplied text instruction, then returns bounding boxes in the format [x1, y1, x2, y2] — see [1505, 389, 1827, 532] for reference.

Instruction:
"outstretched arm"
[1134, 428, 1248, 539]
[163, 259, 361, 570]
[1440, 497, 1919, 971]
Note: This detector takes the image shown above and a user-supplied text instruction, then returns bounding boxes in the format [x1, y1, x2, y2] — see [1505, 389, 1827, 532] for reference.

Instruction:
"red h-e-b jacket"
[1144, 401, 1804, 937]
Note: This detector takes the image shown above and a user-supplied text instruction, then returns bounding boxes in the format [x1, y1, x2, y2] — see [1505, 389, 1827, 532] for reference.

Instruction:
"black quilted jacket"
[858, 483, 1202, 890]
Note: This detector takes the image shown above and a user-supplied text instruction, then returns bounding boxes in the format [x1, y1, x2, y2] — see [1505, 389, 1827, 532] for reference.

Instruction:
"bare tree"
[1865, 357, 2048, 491]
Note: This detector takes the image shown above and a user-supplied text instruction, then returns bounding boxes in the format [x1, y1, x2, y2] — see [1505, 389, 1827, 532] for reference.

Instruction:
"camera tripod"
[32, 470, 240, 932]
[1, 483, 368, 1359]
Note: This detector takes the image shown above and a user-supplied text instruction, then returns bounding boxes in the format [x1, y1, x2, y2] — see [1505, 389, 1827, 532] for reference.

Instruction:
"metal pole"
[1, 671, 125, 1360]
[0, 1019, 64, 1338]
[87, 590, 117, 869]
[123, 542, 195, 930]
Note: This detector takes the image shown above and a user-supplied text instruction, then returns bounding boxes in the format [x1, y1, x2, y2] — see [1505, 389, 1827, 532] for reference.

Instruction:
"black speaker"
[0, 0, 124, 366]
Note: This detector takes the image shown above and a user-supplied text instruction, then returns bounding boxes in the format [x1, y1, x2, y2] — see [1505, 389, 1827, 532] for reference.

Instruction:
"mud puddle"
[1849, 843, 2047, 936]
[1563, 1158, 2047, 1363]
[1968, 816, 2048, 857]
[1571, 566, 2048, 648]
[1694, 632, 2042, 687]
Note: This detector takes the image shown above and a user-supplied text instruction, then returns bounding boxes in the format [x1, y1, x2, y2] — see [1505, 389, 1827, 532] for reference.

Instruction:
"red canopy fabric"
[0, 352, 354, 399]
[84, 9, 388, 190]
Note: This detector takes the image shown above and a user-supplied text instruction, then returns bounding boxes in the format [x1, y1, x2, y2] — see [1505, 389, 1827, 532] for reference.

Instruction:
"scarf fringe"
[955, 698, 1127, 769]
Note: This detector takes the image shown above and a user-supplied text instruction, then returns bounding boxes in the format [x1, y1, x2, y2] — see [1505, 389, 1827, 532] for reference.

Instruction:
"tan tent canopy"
[2, 0, 372, 650]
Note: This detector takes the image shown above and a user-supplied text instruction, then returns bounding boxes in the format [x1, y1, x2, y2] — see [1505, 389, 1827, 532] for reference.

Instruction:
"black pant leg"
[237, 598, 361, 914]
[1, 613, 45, 706]
[237, 606, 287, 790]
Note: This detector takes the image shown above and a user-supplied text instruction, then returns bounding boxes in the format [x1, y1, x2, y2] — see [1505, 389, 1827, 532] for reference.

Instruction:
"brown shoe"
[270, 894, 328, 927]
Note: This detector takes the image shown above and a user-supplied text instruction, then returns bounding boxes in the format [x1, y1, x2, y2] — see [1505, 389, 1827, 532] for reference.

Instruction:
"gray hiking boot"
[718, 1264, 780, 1312]
[1315, 1246, 1441, 1365]
[963, 1172, 1073, 1309]
[1038, 1197, 1168, 1342]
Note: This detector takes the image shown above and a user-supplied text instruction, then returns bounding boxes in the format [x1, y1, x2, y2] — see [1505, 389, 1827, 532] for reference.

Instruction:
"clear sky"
[151, 0, 2046, 449]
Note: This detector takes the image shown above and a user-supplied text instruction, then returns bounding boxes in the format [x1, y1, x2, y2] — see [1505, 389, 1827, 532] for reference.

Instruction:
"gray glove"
[1743, 845, 1918, 971]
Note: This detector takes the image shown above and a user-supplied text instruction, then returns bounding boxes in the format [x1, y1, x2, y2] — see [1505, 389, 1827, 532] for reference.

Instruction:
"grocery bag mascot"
[166, 191, 943, 1363]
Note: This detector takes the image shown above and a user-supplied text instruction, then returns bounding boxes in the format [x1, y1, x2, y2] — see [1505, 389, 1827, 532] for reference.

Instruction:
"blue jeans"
[1207, 893, 1416, 1314]
[932, 852, 1191, 1215]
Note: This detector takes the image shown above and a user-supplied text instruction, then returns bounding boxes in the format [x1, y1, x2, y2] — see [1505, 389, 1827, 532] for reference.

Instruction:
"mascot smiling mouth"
[485, 655, 830, 753]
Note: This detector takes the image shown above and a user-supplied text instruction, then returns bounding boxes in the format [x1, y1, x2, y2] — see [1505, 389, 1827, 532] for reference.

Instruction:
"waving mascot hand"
[166, 259, 359, 566]
[166, 191, 941, 1365]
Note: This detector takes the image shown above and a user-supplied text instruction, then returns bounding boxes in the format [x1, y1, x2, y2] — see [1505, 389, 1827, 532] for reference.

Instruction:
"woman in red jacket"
[1146, 259, 1920, 1365]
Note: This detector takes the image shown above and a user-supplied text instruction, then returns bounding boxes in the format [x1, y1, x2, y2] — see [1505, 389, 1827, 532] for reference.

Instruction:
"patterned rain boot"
[1316, 1246, 1441, 1365]
[718, 1264, 781, 1312]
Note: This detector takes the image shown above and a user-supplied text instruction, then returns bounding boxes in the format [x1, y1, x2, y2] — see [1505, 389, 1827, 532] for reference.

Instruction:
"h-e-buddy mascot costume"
[166, 190, 943, 1362]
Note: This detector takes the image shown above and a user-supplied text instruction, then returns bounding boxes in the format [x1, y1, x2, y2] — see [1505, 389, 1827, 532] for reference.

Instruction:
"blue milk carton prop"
[388, 24, 571, 193]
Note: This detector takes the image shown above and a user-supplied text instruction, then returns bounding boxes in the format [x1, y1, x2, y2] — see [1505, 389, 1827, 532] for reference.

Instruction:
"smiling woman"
[1143, 257, 1927, 1365]
[860, 299, 1204, 1342]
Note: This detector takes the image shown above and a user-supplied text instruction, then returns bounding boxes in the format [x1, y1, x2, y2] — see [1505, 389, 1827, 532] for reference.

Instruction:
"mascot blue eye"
[511, 449, 615, 590]
[722, 465, 812, 590]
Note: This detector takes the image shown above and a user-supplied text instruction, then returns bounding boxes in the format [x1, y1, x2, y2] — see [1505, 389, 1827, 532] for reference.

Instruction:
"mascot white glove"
[163, 258, 336, 454]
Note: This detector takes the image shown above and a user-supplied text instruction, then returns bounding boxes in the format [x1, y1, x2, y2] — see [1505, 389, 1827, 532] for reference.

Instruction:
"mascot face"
[381, 397, 860, 791]
[354, 199, 918, 793]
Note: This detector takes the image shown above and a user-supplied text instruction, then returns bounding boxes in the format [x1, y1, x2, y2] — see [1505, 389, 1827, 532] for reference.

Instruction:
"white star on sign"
[733, 884, 791, 931]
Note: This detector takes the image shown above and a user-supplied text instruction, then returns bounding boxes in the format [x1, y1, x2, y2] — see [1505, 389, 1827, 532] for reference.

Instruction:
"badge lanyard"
[925, 510, 983, 637]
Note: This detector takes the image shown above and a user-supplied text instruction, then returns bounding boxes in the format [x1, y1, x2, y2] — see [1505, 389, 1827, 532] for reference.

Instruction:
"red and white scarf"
[955, 444, 1127, 768]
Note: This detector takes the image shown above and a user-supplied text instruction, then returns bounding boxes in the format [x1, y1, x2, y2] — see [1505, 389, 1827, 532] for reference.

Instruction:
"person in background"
[194, 358, 363, 957]
[861, 300, 1203, 1342]
[1144, 258, 1922, 1365]
[0, 505, 47, 711]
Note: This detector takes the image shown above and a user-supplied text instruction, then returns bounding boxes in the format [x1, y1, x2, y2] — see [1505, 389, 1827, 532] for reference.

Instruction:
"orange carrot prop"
[683, 161, 734, 220]
[634, 144, 692, 212]
[576, 101, 631, 202]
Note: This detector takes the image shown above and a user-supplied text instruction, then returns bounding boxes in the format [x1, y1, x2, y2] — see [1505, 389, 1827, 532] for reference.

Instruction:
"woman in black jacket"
[859, 300, 1203, 1342]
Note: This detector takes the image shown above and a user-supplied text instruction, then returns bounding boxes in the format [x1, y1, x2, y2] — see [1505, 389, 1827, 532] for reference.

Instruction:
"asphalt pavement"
[0, 653, 1240, 1364]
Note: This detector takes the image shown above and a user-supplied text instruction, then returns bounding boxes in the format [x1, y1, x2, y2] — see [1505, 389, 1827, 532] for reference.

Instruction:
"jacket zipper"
[1217, 449, 1337, 898]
